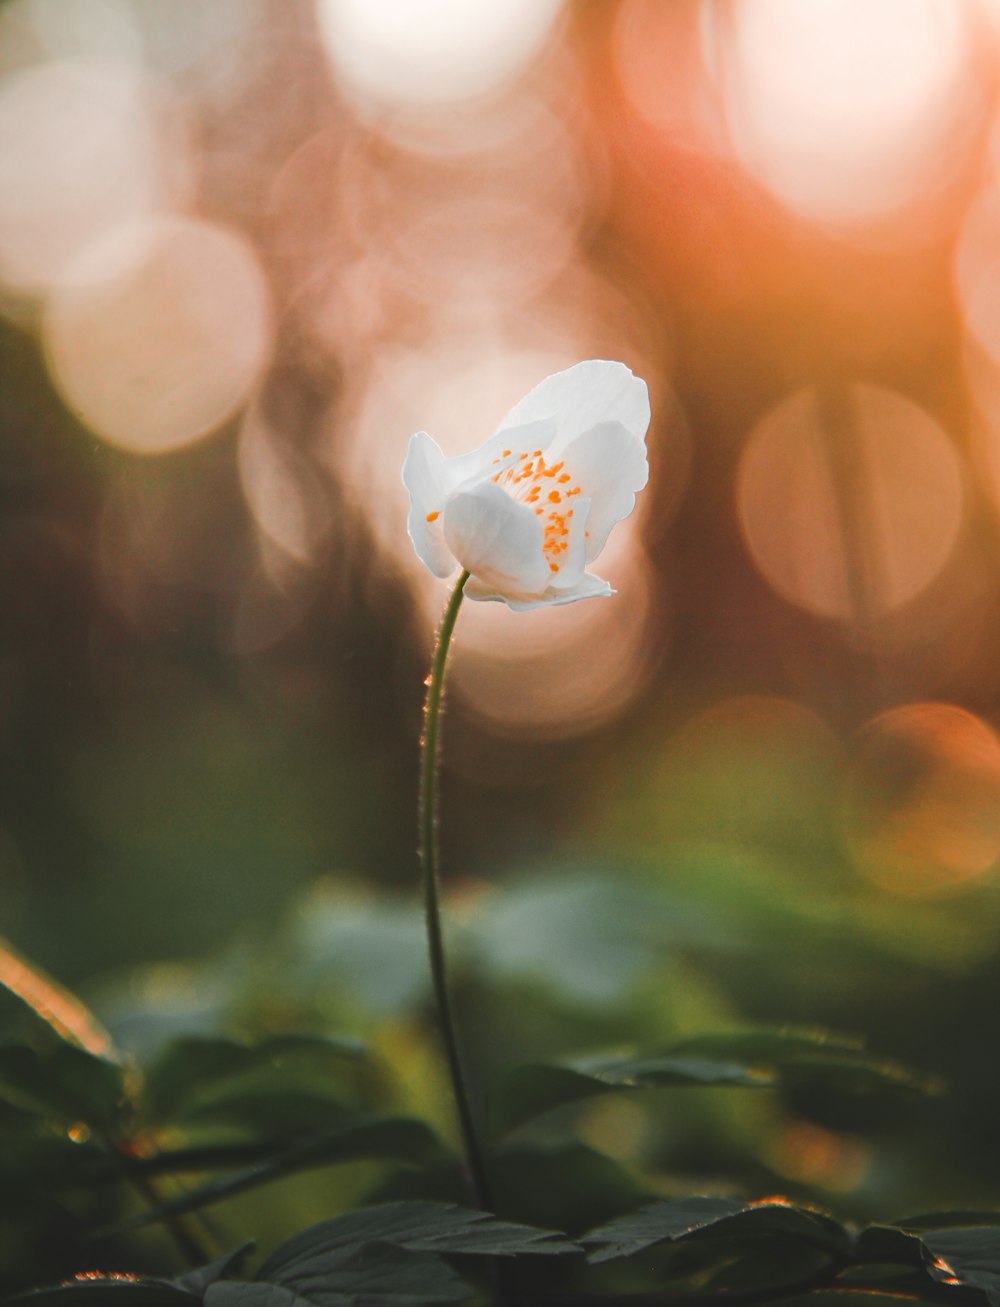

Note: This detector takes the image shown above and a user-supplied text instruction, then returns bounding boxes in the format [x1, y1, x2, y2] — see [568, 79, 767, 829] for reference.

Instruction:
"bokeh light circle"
[315, 0, 564, 107]
[737, 384, 965, 622]
[843, 703, 1000, 897]
[448, 539, 659, 743]
[238, 407, 330, 565]
[710, 0, 976, 229]
[0, 59, 170, 292]
[44, 216, 273, 455]
[613, 0, 729, 157]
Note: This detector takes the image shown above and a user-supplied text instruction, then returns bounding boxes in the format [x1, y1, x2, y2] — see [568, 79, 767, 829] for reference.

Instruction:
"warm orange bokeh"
[3, 0, 1000, 854]
[843, 703, 1000, 896]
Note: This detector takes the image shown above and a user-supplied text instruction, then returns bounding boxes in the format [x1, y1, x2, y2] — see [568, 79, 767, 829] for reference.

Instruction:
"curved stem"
[418, 569, 495, 1214]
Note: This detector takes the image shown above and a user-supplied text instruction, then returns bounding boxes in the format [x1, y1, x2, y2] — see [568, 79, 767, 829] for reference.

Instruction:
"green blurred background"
[5, 0, 1000, 1282]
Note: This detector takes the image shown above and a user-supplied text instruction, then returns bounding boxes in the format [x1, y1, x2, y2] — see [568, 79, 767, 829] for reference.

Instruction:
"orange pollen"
[488, 451, 584, 566]
[426, 511, 440, 523]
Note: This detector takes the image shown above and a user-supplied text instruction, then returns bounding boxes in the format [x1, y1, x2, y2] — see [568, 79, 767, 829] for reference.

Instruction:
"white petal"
[446, 417, 556, 494]
[559, 420, 648, 561]
[495, 360, 650, 458]
[547, 495, 591, 591]
[466, 569, 614, 610]
[402, 431, 456, 578]
[443, 480, 550, 597]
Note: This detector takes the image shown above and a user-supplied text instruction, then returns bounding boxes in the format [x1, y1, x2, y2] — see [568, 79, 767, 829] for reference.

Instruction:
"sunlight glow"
[0, 59, 173, 293]
[0, 938, 116, 1057]
[613, 0, 728, 156]
[238, 406, 331, 565]
[448, 549, 658, 743]
[844, 703, 1000, 897]
[737, 385, 965, 623]
[316, 0, 563, 107]
[765, 1120, 869, 1194]
[710, 0, 976, 228]
[43, 217, 273, 455]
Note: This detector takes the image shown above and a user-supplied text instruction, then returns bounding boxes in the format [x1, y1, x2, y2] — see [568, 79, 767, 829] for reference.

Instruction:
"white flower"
[402, 360, 650, 611]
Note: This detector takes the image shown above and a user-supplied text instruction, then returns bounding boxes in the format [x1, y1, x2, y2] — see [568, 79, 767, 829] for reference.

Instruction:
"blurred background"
[6, 0, 1000, 1274]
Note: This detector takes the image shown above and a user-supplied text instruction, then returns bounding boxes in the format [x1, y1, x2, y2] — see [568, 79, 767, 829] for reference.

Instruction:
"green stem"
[418, 569, 495, 1214]
[127, 1169, 213, 1268]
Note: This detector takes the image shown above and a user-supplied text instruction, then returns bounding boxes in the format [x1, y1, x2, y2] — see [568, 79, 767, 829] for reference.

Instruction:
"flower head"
[402, 360, 650, 610]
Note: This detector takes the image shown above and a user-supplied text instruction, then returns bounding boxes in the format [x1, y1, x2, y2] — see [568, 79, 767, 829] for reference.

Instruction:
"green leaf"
[902, 1214, 1000, 1233]
[173, 1244, 256, 1294]
[256, 1202, 574, 1280]
[780, 1293, 941, 1306]
[207, 1243, 470, 1306]
[204, 1288, 295, 1307]
[669, 1028, 944, 1096]
[143, 1035, 366, 1128]
[113, 1117, 448, 1230]
[493, 1026, 941, 1135]
[468, 872, 680, 1004]
[0, 1041, 127, 1132]
[852, 1225, 929, 1269]
[0, 1133, 117, 1191]
[669, 1027, 868, 1061]
[491, 1141, 649, 1234]
[923, 1228, 1000, 1305]
[133, 1141, 286, 1177]
[492, 1054, 771, 1136]
[11, 1280, 198, 1306]
[582, 1197, 849, 1264]
[582, 1196, 747, 1262]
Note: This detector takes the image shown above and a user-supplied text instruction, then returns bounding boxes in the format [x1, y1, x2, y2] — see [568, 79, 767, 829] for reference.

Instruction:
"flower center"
[490, 448, 582, 574]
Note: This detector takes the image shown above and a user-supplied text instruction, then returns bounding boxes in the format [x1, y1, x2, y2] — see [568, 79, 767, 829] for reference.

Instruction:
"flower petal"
[495, 360, 650, 458]
[559, 420, 648, 561]
[447, 417, 556, 495]
[548, 495, 592, 591]
[443, 480, 550, 597]
[403, 431, 456, 579]
[466, 569, 614, 610]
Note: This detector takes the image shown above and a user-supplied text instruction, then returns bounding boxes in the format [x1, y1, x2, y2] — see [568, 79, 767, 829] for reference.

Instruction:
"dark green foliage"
[255, 1202, 576, 1272]
[582, 1197, 850, 1263]
[0, 1041, 127, 1134]
[923, 1229, 1000, 1305]
[142, 1037, 367, 1132]
[174, 1246, 256, 1294]
[12, 1282, 200, 1305]
[492, 1025, 942, 1137]
[198, 1203, 576, 1304]
[110, 1119, 451, 1231]
[3, 946, 998, 1307]
[491, 1055, 769, 1137]
[205, 1243, 471, 1306]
